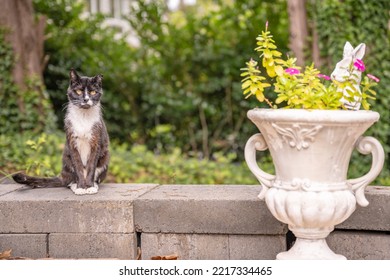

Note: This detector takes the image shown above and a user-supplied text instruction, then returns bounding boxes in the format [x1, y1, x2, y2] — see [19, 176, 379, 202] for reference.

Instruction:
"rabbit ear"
[343, 42, 354, 57]
[353, 43, 366, 59]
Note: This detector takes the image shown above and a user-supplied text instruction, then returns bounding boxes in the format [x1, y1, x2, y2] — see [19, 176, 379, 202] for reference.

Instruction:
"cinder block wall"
[0, 184, 389, 259]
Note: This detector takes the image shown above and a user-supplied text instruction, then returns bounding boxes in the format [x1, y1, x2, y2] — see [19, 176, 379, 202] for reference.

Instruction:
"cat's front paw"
[68, 182, 99, 195]
[85, 183, 99, 194]
[69, 183, 87, 195]
[69, 183, 77, 192]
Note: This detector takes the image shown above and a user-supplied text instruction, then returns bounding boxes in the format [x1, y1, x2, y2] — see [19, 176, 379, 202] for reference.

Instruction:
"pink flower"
[367, 74, 380, 83]
[265, 21, 269, 30]
[285, 68, 300, 75]
[317, 73, 331, 80]
[353, 59, 365, 72]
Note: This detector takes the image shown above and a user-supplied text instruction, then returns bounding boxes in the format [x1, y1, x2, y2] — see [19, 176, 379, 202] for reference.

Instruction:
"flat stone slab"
[0, 184, 157, 233]
[141, 233, 286, 260]
[141, 233, 229, 260]
[0, 183, 157, 201]
[0, 233, 47, 259]
[229, 234, 285, 260]
[0, 184, 23, 196]
[49, 233, 136, 259]
[134, 185, 287, 235]
[328, 230, 390, 260]
[0, 183, 389, 260]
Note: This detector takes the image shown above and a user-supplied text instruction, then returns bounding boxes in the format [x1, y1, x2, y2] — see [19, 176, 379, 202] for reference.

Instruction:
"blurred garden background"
[0, 0, 389, 185]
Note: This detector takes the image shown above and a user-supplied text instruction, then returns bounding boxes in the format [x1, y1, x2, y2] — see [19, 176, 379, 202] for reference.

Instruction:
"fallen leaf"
[0, 249, 12, 260]
[136, 247, 142, 260]
[151, 254, 178, 260]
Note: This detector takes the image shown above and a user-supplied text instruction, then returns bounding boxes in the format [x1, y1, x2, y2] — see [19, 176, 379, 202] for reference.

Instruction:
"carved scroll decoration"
[272, 123, 323, 150]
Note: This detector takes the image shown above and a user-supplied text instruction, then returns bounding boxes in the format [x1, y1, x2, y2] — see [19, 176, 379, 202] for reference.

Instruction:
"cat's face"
[67, 69, 103, 109]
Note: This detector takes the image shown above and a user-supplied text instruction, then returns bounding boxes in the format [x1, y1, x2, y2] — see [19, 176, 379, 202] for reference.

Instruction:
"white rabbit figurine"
[330, 41, 366, 110]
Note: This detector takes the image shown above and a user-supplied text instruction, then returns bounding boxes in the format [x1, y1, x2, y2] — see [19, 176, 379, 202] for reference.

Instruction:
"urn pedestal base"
[277, 238, 345, 260]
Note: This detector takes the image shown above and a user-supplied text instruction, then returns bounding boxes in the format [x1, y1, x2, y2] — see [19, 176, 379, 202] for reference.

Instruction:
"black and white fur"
[13, 69, 110, 195]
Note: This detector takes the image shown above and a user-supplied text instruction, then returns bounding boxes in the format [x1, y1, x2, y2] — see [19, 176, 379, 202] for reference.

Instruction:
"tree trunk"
[311, 22, 321, 68]
[287, 0, 309, 67]
[0, 0, 45, 91]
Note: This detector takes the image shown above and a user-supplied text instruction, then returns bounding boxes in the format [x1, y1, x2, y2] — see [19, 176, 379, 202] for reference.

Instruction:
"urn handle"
[245, 133, 276, 199]
[348, 136, 385, 207]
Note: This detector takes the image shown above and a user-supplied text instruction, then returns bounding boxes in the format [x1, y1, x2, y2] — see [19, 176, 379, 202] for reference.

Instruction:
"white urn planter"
[245, 108, 385, 260]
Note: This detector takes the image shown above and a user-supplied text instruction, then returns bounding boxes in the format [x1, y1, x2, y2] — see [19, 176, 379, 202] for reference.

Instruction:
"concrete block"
[0, 184, 157, 233]
[49, 233, 137, 259]
[229, 235, 286, 260]
[134, 185, 286, 235]
[141, 233, 229, 260]
[327, 230, 390, 260]
[0, 184, 22, 196]
[0, 234, 47, 259]
[337, 186, 390, 231]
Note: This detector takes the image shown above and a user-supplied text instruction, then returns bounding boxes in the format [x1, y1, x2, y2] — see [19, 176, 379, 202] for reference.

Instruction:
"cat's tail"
[12, 173, 65, 188]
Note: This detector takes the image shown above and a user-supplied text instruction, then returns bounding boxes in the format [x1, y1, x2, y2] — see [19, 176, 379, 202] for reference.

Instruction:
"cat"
[12, 69, 110, 195]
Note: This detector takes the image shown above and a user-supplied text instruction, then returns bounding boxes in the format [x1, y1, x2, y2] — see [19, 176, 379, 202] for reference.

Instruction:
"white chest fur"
[66, 104, 101, 166]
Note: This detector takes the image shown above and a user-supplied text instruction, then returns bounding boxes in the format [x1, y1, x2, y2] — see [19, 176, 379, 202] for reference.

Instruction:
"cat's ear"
[93, 74, 103, 86]
[69, 68, 80, 85]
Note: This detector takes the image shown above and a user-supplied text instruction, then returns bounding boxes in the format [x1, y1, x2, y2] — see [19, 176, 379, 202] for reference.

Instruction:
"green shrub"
[0, 29, 56, 135]
[0, 132, 63, 179]
[1, 132, 388, 186]
[109, 142, 262, 184]
[0, 132, 264, 185]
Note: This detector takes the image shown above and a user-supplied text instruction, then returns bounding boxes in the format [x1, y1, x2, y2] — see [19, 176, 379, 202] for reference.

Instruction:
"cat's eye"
[76, 90, 82, 95]
[90, 91, 96, 95]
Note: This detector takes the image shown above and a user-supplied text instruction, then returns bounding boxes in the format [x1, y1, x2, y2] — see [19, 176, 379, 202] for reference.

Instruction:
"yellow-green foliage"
[240, 59, 272, 107]
[241, 25, 377, 110]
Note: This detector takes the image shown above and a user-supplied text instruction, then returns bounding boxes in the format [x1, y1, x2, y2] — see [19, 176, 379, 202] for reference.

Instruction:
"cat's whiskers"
[62, 102, 70, 112]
